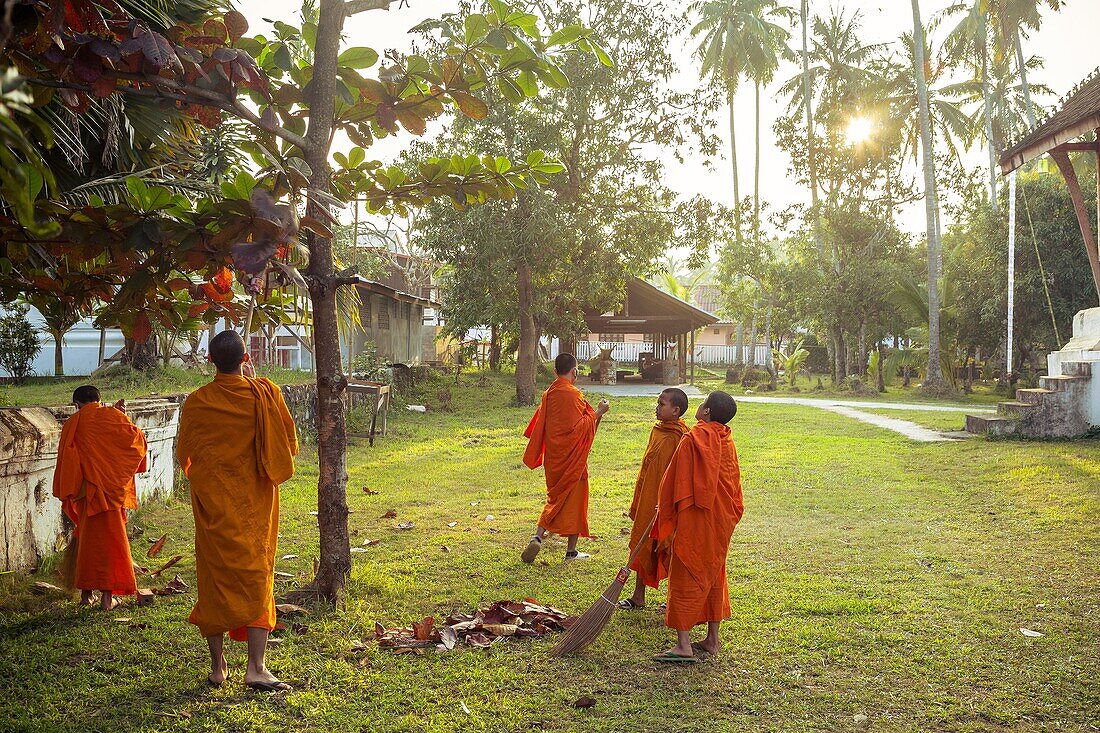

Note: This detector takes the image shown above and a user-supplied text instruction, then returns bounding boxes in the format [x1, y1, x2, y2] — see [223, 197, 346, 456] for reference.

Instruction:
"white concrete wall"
[0, 398, 180, 571]
[1047, 307, 1100, 427]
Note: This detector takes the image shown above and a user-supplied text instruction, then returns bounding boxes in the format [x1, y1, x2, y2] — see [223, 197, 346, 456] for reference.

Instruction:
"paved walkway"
[583, 383, 994, 442]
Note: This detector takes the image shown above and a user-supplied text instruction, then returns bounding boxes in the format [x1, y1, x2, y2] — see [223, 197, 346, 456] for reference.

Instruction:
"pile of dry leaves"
[370, 599, 576, 654]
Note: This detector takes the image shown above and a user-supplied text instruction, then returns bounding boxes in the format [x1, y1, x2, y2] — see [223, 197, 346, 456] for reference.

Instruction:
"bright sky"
[235, 0, 1100, 242]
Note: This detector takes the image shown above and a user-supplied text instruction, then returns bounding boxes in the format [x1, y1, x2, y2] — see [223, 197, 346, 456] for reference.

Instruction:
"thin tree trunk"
[124, 335, 158, 371]
[801, 0, 823, 264]
[978, 12, 999, 215]
[754, 80, 761, 249]
[877, 342, 886, 393]
[1014, 28, 1037, 128]
[515, 260, 538, 406]
[305, 0, 351, 601]
[832, 325, 847, 381]
[858, 320, 867, 376]
[728, 90, 741, 244]
[51, 329, 64, 377]
[764, 305, 776, 389]
[826, 332, 836, 384]
[734, 321, 744, 365]
[489, 324, 501, 371]
[911, 0, 944, 387]
[746, 309, 758, 367]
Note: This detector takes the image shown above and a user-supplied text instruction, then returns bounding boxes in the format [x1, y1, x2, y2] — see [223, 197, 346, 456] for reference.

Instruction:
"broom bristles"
[549, 574, 628, 657]
[57, 533, 78, 590]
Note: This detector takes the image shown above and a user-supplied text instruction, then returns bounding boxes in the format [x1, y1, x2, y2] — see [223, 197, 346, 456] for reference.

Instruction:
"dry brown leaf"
[275, 603, 309, 615]
[274, 571, 295, 579]
[150, 555, 183, 578]
[439, 626, 458, 651]
[620, 527, 631, 535]
[362, 487, 378, 495]
[381, 509, 397, 519]
[396, 522, 415, 530]
[441, 545, 451, 553]
[132, 562, 149, 575]
[573, 696, 597, 709]
[153, 575, 189, 596]
[32, 581, 62, 592]
[114, 617, 132, 623]
[146, 533, 168, 558]
[363, 539, 381, 546]
[483, 624, 517, 636]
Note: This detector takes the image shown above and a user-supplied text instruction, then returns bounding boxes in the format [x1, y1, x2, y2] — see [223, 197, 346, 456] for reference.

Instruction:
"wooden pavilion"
[579, 277, 718, 384]
[999, 68, 1100, 300]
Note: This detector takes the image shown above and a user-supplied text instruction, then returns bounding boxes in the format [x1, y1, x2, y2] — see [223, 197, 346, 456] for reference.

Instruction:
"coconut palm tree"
[690, 0, 794, 246]
[991, 0, 1062, 127]
[910, 0, 945, 388]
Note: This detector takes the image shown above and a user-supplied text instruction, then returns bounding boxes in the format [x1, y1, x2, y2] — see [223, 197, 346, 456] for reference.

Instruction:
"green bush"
[0, 306, 40, 384]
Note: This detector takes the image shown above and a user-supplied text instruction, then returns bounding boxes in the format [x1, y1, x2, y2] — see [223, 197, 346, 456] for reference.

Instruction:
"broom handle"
[620, 506, 651, 572]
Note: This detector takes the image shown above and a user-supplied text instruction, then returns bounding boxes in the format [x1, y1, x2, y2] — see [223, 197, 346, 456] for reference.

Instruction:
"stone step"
[1016, 387, 1055, 405]
[997, 401, 1035, 417]
[966, 413, 1020, 436]
[1060, 361, 1094, 378]
[1039, 374, 1086, 391]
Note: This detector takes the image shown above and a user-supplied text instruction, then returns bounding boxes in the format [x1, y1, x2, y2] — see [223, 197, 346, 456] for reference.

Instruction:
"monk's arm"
[267, 380, 299, 456]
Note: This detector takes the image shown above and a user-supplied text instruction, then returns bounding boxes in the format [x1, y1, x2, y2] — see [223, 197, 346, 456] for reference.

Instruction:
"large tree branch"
[345, 0, 393, 15]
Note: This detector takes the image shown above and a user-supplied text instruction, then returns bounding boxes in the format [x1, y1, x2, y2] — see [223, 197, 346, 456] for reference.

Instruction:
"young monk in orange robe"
[652, 390, 743, 663]
[618, 387, 689, 610]
[177, 330, 298, 691]
[521, 353, 609, 563]
[52, 386, 148, 611]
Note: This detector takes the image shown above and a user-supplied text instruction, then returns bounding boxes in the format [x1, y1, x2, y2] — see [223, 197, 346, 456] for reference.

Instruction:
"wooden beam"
[1051, 142, 1100, 153]
[1000, 111, 1100, 174]
[1050, 150, 1100, 301]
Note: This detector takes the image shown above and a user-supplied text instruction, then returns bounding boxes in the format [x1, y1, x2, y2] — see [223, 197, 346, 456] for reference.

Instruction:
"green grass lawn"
[856, 408, 977, 433]
[691, 373, 1006, 406]
[0, 365, 316, 407]
[1, 371, 1096, 732]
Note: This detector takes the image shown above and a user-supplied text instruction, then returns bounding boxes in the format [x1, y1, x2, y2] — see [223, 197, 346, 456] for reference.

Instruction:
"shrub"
[0, 305, 40, 384]
[350, 341, 392, 384]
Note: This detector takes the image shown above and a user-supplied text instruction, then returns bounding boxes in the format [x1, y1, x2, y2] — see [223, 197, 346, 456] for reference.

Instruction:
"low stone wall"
[0, 399, 180, 572]
[0, 381, 382, 571]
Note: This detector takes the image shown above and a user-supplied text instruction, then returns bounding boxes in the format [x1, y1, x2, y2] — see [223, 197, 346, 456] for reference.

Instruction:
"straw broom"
[550, 512, 659, 657]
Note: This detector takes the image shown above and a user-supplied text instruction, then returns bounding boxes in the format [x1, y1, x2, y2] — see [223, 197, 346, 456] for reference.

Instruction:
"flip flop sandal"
[521, 537, 542, 564]
[617, 599, 644, 610]
[653, 651, 698, 664]
[655, 603, 668, 613]
[247, 680, 293, 692]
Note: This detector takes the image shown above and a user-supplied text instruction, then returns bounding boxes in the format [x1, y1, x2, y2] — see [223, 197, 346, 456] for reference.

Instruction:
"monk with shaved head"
[652, 390, 743, 663]
[177, 330, 298, 690]
[53, 386, 147, 610]
[521, 353, 610, 563]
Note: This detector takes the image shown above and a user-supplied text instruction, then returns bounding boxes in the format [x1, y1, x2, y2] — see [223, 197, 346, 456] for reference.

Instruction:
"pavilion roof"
[583, 278, 718, 336]
[1000, 68, 1100, 174]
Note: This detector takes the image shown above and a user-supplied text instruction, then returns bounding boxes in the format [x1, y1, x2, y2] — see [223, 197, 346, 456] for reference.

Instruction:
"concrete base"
[967, 307, 1100, 439]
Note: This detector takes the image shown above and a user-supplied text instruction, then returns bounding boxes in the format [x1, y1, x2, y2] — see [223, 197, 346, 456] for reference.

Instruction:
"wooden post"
[1050, 149, 1100, 301]
[97, 328, 106, 366]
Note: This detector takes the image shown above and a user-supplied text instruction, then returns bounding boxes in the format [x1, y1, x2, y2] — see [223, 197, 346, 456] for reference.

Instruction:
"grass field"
[1, 371, 1096, 732]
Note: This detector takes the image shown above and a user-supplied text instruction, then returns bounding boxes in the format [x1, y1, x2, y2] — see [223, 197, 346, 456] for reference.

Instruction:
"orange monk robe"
[628, 419, 689, 588]
[652, 421, 743, 631]
[52, 403, 148, 595]
[177, 374, 298, 640]
[522, 377, 598, 537]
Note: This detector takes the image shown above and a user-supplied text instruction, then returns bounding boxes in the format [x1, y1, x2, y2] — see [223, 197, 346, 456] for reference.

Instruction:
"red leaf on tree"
[187, 303, 209, 318]
[92, 75, 116, 98]
[140, 30, 182, 73]
[131, 312, 152, 342]
[212, 267, 233, 293]
[73, 52, 103, 83]
[223, 11, 248, 42]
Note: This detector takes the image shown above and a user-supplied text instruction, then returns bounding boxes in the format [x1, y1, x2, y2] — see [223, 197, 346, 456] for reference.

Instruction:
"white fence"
[576, 341, 771, 366]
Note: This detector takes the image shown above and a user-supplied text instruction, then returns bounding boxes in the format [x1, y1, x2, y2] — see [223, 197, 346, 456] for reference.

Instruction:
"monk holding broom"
[618, 388, 689, 610]
[53, 386, 148, 610]
[521, 353, 609, 563]
[177, 331, 298, 690]
[652, 390, 743, 663]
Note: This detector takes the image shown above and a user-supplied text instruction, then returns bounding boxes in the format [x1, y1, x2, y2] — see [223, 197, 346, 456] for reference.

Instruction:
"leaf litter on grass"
[372, 599, 575, 654]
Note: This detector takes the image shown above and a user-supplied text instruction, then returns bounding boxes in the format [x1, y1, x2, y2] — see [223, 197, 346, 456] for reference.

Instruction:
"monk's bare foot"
[99, 596, 122, 611]
[208, 658, 229, 687]
[665, 642, 693, 658]
[692, 640, 720, 657]
[80, 591, 96, 606]
[245, 665, 291, 692]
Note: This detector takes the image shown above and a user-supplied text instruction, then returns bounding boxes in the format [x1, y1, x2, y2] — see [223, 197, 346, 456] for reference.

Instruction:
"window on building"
[377, 300, 391, 330]
[713, 328, 720, 335]
[599, 333, 625, 342]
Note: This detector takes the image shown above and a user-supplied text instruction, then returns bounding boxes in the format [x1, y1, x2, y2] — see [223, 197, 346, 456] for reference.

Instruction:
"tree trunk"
[124, 334, 158, 371]
[1013, 28, 1037, 128]
[831, 325, 847, 381]
[753, 80, 761, 250]
[978, 12, 998, 215]
[826, 332, 836, 384]
[858, 320, 867, 376]
[51, 329, 64, 377]
[801, 0, 824, 264]
[489, 324, 501, 371]
[728, 89, 741, 244]
[515, 260, 538, 406]
[911, 0, 944, 388]
[305, 0, 351, 601]
[746, 309, 758, 367]
[877, 342, 886, 393]
[734, 322, 744, 365]
[764, 305, 776, 389]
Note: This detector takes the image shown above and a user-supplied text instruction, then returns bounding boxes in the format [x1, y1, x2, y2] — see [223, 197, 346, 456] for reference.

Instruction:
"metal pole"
[1007, 171, 1017, 377]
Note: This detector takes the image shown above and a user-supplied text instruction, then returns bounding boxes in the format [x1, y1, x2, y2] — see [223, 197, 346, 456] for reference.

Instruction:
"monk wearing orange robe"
[652, 390, 743, 663]
[617, 387, 689, 610]
[521, 353, 609, 563]
[177, 330, 298, 691]
[52, 386, 148, 611]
